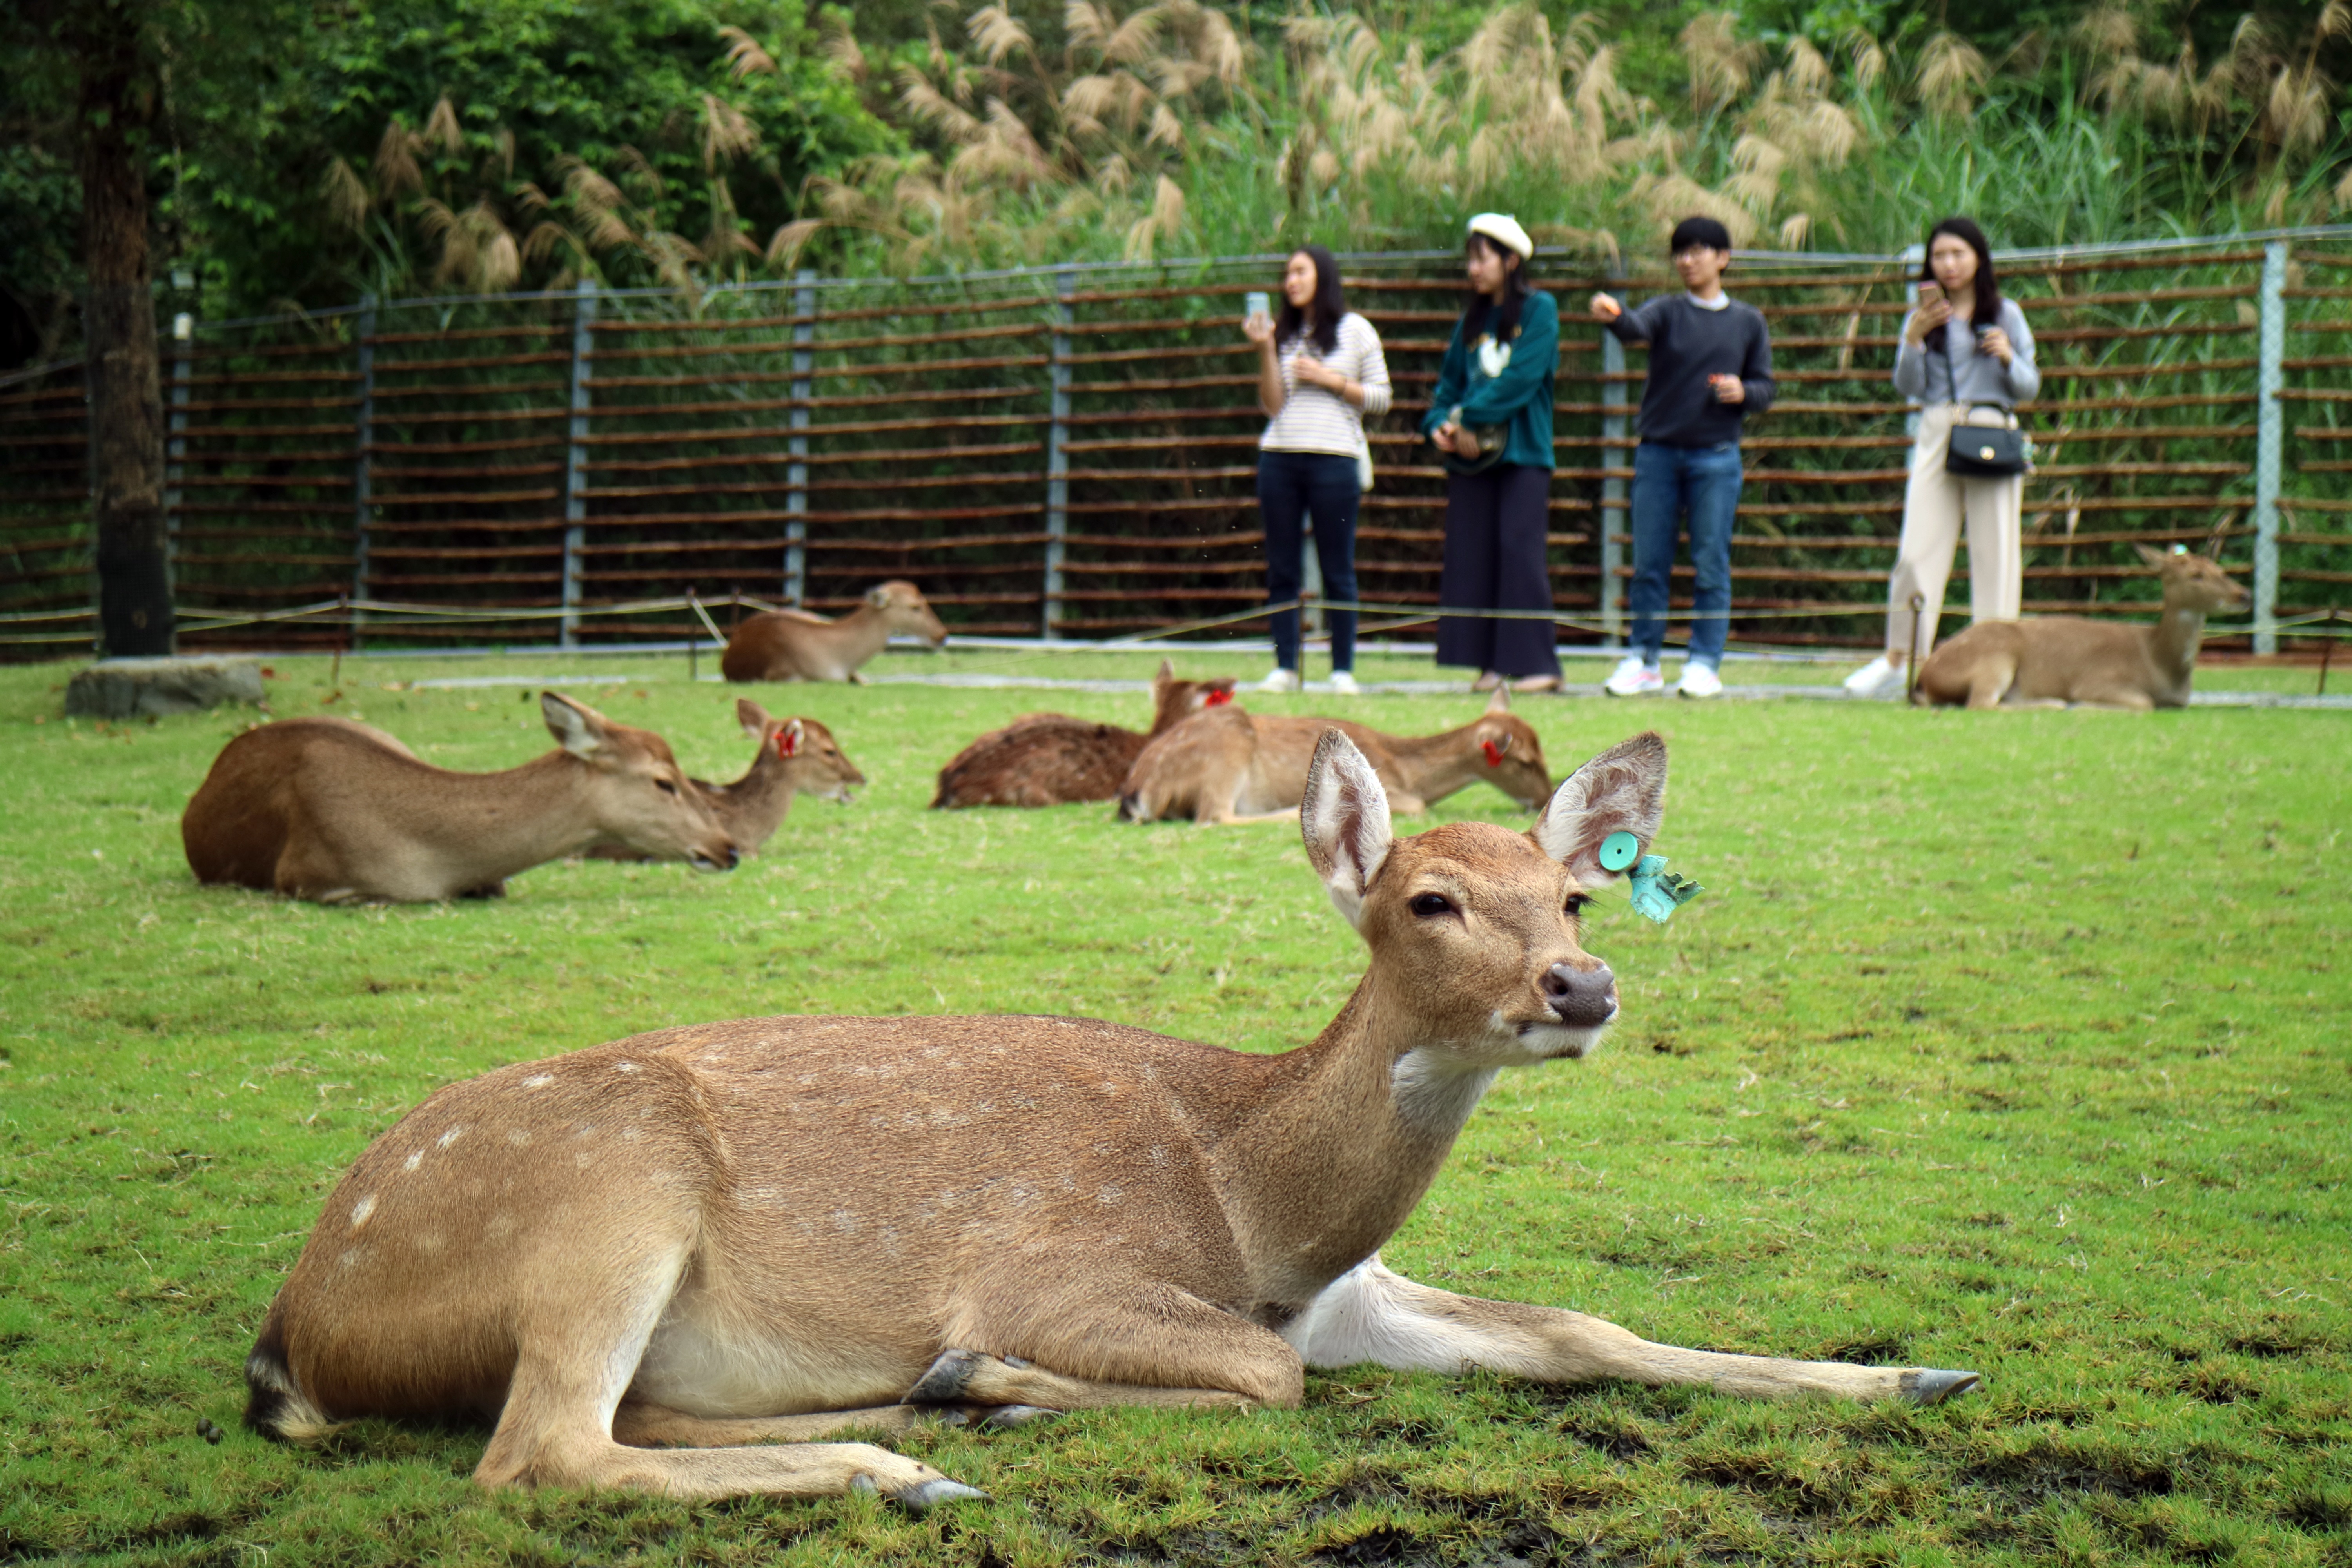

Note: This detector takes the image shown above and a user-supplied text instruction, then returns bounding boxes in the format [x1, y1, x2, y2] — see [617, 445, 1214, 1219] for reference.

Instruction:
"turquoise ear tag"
[1598, 831, 1642, 872]
[1628, 854, 1704, 925]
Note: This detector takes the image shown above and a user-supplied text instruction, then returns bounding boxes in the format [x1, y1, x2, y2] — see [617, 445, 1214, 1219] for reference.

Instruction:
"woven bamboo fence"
[3, 230, 2347, 658]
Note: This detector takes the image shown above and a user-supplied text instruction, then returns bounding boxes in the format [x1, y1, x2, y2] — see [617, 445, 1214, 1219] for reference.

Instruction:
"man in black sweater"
[1591, 216, 1775, 698]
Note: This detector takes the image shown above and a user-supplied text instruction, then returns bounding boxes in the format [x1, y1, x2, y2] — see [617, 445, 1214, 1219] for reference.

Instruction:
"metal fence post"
[1599, 259, 1628, 645]
[349, 296, 376, 630]
[166, 312, 192, 599]
[561, 278, 596, 648]
[1044, 268, 1074, 639]
[2253, 238, 2286, 655]
[786, 269, 814, 607]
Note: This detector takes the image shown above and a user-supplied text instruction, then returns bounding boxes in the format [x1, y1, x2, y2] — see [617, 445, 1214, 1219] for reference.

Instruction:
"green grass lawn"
[1, 647, 2345, 1567]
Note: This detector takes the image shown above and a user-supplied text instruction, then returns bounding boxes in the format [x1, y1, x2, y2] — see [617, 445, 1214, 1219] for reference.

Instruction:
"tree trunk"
[78, 3, 172, 657]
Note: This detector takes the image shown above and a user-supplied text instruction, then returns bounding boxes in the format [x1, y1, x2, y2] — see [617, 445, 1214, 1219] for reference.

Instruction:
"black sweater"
[1604, 294, 1775, 448]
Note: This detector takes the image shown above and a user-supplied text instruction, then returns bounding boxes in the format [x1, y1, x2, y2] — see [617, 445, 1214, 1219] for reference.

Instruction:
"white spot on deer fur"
[349, 1195, 377, 1231]
[615, 1061, 639, 1074]
[487, 1213, 516, 1240]
[437, 1126, 466, 1149]
[506, 1127, 531, 1147]
[1097, 1184, 1124, 1205]
[522, 1074, 554, 1089]
[402, 1150, 423, 1172]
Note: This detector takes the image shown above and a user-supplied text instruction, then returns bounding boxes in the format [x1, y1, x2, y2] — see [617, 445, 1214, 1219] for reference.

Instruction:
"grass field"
[1, 645, 2346, 1567]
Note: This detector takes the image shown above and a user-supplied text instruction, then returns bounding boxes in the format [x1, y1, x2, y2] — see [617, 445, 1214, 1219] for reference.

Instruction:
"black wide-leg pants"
[1436, 463, 1559, 678]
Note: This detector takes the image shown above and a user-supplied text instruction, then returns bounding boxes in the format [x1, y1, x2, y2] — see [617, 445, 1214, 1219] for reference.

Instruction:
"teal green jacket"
[1420, 290, 1558, 472]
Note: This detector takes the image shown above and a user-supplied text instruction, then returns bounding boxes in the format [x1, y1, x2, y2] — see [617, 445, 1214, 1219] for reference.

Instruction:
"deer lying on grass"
[721, 582, 947, 684]
[1116, 688, 1552, 823]
[1915, 544, 2250, 710]
[243, 726, 1977, 1508]
[590, 701, 863, 862]
[183, 694, 738, 904]
[932, 660, 1239, 808]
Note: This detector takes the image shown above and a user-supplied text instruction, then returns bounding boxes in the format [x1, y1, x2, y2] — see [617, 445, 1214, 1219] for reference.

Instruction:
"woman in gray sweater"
[1846, 217, 2040, 698]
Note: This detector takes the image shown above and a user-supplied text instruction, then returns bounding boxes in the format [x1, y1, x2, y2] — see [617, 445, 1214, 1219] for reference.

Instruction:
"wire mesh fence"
[3, 229, 2347, 659]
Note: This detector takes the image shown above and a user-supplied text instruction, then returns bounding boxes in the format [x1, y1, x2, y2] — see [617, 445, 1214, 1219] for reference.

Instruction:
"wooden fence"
[3, 232, 2348, 658]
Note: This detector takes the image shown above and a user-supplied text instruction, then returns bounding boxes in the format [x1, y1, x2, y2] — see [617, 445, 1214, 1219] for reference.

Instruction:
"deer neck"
[430, 753, 614, 877]
[1203, 975, 1493, 1308]
[1381, 722, 1489, 802]
[825, 604, 893, 665]
[2146, 598, 2209, 694]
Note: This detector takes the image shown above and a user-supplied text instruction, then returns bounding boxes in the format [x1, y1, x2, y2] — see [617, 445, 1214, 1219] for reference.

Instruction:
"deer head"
[865, 581, 948, 646]
[541, 692, 738, 870]
[2134, 543, 2250, 616]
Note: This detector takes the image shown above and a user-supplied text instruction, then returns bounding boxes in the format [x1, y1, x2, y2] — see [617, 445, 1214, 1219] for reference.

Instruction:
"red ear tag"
[775, 727, 800, 758]
[1204, 688, 1234, 707]
[1481, 739, 1504, 767]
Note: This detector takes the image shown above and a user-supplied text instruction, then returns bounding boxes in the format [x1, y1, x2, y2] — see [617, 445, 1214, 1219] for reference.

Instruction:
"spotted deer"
[183, 694, 738, 904]
[242, 729, 1977, 1508]
[931, 660, 1240, 809]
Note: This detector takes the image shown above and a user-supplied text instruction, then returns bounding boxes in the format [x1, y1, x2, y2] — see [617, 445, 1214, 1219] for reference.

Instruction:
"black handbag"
[1438, 421, 1511, 476]
[1944, 413, 2031, 478]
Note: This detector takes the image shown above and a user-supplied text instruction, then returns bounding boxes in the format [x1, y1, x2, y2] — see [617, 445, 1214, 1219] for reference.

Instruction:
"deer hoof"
[893, 1478, 989, 1512]
[977, 1404, 1059, 1430]
[906, 1348, 984, 1403]
[1904, 1368, 1982, 1405]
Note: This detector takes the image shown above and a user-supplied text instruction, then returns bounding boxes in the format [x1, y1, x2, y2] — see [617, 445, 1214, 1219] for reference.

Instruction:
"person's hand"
[1453, 426, 1483, 459]
[1243, 311, 1274, 346]
[1977, 327, 2014, 367]
[1294, 356, 1342, 392]
[1431, 422, 1459, 454]
[1590, 292, 1622, 322]
[1710, 374, 1745, 405]
[1905, 298, 1951, 345]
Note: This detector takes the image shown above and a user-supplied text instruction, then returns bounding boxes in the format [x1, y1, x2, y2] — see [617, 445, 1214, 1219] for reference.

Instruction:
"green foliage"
[0, 648, 2346, 1564]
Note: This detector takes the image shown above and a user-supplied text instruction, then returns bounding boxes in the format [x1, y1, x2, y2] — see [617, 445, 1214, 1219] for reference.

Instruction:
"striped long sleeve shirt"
[1260, 312, 1392, 457]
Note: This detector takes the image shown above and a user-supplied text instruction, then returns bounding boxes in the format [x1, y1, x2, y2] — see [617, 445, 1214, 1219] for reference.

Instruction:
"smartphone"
[1243, 290, 1270, 325]
[1917, 281, 1944, 309]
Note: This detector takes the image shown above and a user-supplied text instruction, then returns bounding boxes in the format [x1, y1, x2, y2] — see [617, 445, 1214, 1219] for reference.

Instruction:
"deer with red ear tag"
[241, 729, 1976, 1510]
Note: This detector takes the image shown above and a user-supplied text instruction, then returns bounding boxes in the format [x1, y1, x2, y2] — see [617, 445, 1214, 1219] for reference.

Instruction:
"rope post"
[786, 268, 814, 608]
[349, 296, 375, 640]
[2252, 238, 2286, 656]
[1905, 591, 1926, 704]
[2319, 612, 2335, 697]
[560, 277, 597, 650]
[165, 310, 192, 611]
[1044, 267, 1074, 640]
[1599, 256, 1628, 646]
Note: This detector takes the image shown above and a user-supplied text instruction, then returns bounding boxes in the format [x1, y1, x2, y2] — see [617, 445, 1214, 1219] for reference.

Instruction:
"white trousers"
[1886, 403, 2024, 659]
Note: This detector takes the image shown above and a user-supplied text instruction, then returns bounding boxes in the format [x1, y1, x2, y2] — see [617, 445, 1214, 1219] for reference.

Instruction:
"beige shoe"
[1511, 674, 1562, 694]
[1471, 670, 1503, 692]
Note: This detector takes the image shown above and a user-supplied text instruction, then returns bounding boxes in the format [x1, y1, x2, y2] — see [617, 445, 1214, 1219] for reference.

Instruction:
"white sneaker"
[1328, 670, 1360, 695]
[1604, 655, 1664, 697]
[1259, 667, 1301, 693]
[1677, 662, 1724, 699]
[1841, 655, 1907, 699]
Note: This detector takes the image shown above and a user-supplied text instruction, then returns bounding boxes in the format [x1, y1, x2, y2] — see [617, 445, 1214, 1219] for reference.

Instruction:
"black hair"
[1461, 230, 1534, 345]
[1276, 245, 1347, 357]
[1920, 216, 2003, 344]
[1670, 215, 1733, 254]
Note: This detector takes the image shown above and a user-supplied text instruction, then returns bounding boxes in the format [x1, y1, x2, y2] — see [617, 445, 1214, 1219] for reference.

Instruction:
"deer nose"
[1543, 962, 1617, 1027]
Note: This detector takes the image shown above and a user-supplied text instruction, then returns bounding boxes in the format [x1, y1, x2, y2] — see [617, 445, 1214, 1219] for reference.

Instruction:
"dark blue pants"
[1437, 464, 1559, 679]
[1629, 440, 1742, 666]
[1257, 450, 1359, 672]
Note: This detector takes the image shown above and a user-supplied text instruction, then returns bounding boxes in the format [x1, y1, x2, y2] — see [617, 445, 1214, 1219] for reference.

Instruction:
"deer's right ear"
[1155, 657, 1174, 683]
[1302, 729, 1392, 931]
[1535, 731, 1667, 885]
[735, 697, 771, 738]
[542, 692, 609, 759]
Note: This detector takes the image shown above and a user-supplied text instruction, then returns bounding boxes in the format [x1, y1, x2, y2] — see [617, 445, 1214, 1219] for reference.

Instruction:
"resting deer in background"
[1116, 688, 1552, 824]
[242, 728, 1976, 1509]
[183, 694, 739, 904]
[721, 582, 947, 684]
[932, 660, 1239, 809]
[1915, 544, 2249, 710]
[588, 701, 863, 862]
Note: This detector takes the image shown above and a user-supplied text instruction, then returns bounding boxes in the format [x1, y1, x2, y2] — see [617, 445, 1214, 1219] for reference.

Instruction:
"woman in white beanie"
[1422, 214, 1562, 691]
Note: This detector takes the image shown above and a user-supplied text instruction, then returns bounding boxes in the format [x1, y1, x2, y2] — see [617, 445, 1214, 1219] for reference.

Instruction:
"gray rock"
[66, 657, 267, 719]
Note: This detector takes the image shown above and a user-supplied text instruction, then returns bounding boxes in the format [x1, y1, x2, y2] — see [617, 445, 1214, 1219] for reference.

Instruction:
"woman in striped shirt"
[1245, 245, 1392, 693]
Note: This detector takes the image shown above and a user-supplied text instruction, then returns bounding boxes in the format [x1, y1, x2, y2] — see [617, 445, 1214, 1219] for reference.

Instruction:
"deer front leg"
[1284, 1256, 1978, 1405]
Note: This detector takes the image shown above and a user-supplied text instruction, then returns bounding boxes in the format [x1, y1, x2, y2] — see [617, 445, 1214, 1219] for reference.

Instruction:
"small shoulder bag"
[1937, 341, 2031, 478]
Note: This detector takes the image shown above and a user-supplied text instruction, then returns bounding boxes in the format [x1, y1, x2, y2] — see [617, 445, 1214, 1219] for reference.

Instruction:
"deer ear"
[735, 697, 770, 738]
[1485, 685, 1512, 714]
[866, 584, 892, 609]
[542, 692, 610, 760]
[2132, 542, 2169, 568]
[1156, 657, 1174, 683]
[1302, 729, 1392, 931]
[1535, 731, 1667, 885]
[775, 719, 804, 759]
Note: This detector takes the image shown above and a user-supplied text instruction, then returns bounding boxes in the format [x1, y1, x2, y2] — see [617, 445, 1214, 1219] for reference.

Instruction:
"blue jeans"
[1629, 440, 1741, 666]
[1256, 450, 1360, 672]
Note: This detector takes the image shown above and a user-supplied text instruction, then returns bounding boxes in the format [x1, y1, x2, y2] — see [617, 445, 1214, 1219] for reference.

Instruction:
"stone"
[65, 657, 266, 719]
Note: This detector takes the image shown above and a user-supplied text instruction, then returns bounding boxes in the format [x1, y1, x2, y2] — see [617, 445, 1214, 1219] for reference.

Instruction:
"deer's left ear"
[1303, 729, 1393, 931]
[735, 697, 771, 739]
[1534, 731, 1667, 885]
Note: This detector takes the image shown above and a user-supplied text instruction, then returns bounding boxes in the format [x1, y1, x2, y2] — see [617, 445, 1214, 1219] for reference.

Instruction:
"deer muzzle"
[1543, 961, 1618, 1028]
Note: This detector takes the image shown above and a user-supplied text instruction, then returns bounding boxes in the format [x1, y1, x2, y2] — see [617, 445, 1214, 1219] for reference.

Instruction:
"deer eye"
[1564, 894, 1592, 917]
[1410, 893, 1455, 918]
[655, 778, 679, 795]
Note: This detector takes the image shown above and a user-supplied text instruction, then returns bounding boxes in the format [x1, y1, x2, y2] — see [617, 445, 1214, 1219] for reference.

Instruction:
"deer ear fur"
[542, 692, 608, 760]
[1534, 731, 1667, 885]
[1302, 729, 1393, 931]
[866, 584, 892, 608]
[1485, 685, 1512, 714]
[735, 697, 771, 738]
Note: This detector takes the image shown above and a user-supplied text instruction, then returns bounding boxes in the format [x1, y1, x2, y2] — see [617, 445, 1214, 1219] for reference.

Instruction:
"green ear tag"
[1598, 831, 1641, 873]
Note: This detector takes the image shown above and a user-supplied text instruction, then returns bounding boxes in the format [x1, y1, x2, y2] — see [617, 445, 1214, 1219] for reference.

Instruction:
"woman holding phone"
[1244, 245, 1391, 694]
[1845, 216, 2040, 697]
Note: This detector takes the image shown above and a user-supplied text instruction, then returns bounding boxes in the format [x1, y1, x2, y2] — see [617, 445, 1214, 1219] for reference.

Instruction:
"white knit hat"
[1466, 212, 1534, 260]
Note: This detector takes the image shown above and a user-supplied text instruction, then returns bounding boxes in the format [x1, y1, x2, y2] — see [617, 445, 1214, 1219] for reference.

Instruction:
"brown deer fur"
[589, 701, 863, 861]
[183, 694, 739, 904]
[720, 582, 946, 684]
[1116, 688, 1553, 823]
[242, 728, 1976, 1508]
[1915, 544, 2250, 710]
[931, 661, 1239, 808]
